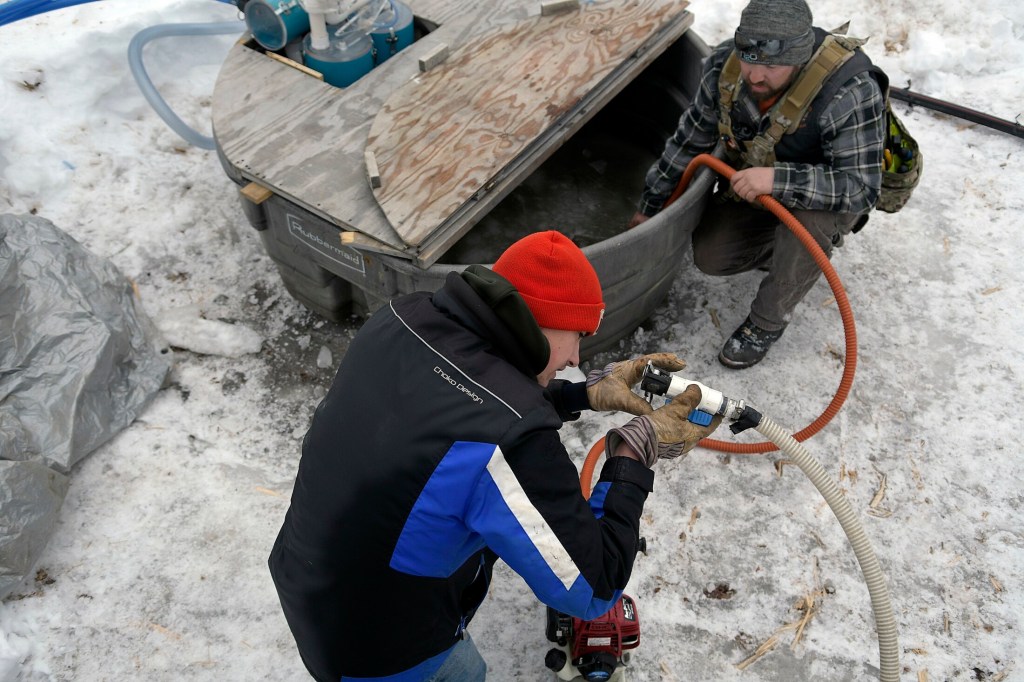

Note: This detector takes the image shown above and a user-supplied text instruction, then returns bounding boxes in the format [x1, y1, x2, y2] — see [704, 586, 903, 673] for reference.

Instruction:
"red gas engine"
[544, 594, 641, 681]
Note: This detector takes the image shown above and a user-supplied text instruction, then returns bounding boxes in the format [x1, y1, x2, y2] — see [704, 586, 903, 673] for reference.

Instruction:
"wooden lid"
[366, 0, 691, 264]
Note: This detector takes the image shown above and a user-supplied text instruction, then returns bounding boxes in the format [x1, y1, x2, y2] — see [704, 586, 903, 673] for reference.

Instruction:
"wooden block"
[540, 0, 580, 15]
[265, 50, 325, 81]
[364, 151, 382, 189]
[418, 43, 449, 72]
[340, 231, 407, 257]
[240, 181, 274, 205]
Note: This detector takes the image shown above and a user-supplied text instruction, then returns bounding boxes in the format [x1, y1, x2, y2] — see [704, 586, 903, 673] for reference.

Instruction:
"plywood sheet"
[212, 1, 535, 252]
[365, 0, 689, 250]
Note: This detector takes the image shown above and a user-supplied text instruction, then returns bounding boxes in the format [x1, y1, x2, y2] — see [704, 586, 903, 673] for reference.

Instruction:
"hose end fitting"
[729, 405, 762, 434]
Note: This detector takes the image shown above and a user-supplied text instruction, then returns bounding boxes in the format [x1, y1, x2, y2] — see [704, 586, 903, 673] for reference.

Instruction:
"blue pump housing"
[303, 28, 374, 88]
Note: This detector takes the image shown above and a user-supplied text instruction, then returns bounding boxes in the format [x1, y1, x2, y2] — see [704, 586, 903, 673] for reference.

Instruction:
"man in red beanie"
[269, 230, 720, 681]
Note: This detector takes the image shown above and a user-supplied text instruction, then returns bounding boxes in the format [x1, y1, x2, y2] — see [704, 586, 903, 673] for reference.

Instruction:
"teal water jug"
[245, 0, 310, 51]
[369, 0, 413, 65]
[303, 26, 374, 88]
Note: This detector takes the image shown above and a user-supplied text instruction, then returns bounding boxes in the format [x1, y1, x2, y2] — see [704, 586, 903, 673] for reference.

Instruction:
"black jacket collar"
[432, 268, 549, 377]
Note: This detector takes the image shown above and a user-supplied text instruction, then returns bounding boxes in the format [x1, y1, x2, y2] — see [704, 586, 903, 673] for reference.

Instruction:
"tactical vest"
[717, 27, 889, 169]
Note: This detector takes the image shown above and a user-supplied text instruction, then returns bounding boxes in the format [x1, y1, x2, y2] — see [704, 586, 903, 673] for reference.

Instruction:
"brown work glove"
[605, 386, 722, 468]
[586, 352, 686, 416]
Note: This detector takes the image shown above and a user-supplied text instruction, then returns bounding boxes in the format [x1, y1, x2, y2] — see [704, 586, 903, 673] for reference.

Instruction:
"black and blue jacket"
[269, 269, 654, 681]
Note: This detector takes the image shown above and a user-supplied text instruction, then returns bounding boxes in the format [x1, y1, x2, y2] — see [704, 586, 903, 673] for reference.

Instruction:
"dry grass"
[735, 563, 827, 671]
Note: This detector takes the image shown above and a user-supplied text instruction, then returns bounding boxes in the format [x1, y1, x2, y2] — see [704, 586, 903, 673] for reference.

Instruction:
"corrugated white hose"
[755, 415, 899, 681]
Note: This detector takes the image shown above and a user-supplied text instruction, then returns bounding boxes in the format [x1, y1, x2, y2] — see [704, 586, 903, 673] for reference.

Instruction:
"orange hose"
[581, 154, 857, 498]
[581, 439, 602, 499]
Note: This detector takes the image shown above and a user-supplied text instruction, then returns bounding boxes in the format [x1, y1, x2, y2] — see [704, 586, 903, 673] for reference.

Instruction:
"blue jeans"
[426, 634, 487, 682]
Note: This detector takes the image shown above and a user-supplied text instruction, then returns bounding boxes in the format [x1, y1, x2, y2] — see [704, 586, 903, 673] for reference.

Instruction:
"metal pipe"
[890, 87, 1024, 139]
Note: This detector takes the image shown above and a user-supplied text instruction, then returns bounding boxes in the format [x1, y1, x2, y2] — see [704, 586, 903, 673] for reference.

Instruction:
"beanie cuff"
[520, 293, 605, 335]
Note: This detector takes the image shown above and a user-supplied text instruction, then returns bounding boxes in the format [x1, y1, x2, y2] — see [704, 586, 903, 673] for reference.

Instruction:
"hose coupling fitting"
[639, 362, 749, 424]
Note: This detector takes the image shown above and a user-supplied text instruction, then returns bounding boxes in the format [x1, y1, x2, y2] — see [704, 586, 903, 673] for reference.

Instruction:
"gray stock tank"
[216, 13, 717, 358]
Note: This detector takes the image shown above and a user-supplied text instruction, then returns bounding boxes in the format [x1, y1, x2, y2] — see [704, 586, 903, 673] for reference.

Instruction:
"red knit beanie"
[492, 231, 605, 335]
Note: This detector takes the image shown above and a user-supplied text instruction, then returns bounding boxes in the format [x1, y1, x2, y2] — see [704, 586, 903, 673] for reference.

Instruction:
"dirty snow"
[0, 0, 1022, 680]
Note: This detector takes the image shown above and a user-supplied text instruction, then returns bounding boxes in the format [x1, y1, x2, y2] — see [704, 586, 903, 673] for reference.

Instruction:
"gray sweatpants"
[691, 195, 865, 331]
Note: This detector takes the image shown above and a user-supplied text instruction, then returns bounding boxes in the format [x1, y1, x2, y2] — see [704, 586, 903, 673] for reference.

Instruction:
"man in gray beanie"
[735, 0, 815, 65]
[629, 0, 888, 368]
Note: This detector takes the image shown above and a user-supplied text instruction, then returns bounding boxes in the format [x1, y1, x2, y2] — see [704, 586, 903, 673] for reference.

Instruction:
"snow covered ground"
[1, 0, 1022, 680]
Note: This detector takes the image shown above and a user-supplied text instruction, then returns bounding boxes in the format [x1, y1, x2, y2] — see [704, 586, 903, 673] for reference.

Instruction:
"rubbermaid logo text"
[286, 214, 365, 275]
[434, 366, 483, 405]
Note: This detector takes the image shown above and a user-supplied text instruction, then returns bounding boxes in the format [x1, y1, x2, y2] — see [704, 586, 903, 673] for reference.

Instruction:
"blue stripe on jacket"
[389, 441, 492, 577]
[589, 481, 611, 519]
[390, 441, 620, 622]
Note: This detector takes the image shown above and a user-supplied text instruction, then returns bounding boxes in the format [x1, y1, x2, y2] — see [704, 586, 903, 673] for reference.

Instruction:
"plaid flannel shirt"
[638, 42, 886, 217]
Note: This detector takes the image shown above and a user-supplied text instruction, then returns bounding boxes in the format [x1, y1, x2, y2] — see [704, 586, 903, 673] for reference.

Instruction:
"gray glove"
[606, 386, 722, 468]
[586, 352, 686, 416]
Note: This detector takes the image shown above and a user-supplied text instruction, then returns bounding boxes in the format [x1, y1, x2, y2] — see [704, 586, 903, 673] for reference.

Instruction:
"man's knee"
[790, 211, 861, 248]
[692, 239, 711, 274]
[692, 237, 727, 275]
[691, 223, 739, 275]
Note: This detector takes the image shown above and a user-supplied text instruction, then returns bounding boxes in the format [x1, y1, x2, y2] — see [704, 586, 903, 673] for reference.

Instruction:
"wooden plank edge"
[265, 50, 325, 81]
[340, 230, 409, 258]
[235, 170, 411, 255]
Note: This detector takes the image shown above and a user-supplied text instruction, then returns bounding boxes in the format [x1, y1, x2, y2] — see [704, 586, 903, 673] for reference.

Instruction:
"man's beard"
[749, 84, 782, 103]
[746, 71, 799, 103]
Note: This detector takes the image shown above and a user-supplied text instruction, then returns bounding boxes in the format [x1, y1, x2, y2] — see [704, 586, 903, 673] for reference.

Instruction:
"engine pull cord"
[581, 152, 857, 491]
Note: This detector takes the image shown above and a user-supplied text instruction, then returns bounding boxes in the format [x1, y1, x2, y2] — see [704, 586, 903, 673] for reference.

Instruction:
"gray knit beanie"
[735, 0, 814, 65]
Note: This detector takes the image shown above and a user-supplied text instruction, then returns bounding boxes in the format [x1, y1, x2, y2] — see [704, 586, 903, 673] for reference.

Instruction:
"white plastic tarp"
[0, 213, 172, 599]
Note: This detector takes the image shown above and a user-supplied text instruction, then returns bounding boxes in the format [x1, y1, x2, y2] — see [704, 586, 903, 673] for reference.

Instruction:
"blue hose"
[128, 21, 243, 149]
[1, 0, 100, 27]
[0, 0, 243, 149]
[0, 0, 238, 28]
